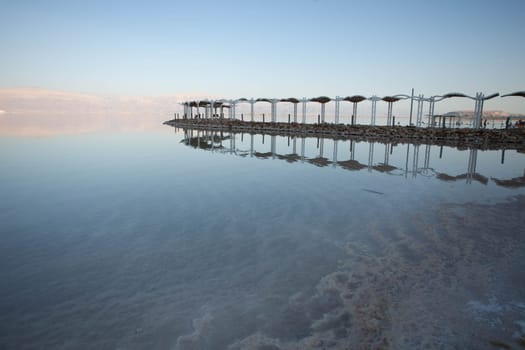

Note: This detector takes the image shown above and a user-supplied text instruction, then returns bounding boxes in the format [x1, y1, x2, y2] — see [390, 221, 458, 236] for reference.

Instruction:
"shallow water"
[1, 125, 524, 349]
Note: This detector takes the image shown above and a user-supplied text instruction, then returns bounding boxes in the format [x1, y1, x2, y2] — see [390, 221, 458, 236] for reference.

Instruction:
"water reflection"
[2, 127, 525, 349]
[177, 128, 525, 188]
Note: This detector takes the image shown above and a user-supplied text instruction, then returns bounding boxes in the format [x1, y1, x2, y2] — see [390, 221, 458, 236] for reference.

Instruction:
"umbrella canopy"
[310, 96, 331, 104]
[186, 101, 229, 108]
[343, 95, 367, 103]
[441, 92, 470, 99]
[337, 160, 367, 171]
[210, 101, 229, 108]
[501, 91, 525, 98]
[281, 98, 300, 104]
[382, 96, 402, 103]
[187, 101, 210, 108]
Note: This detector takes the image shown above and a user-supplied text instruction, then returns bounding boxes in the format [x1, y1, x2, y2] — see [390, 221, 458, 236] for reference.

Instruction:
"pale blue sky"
[1, 0, 524, 111]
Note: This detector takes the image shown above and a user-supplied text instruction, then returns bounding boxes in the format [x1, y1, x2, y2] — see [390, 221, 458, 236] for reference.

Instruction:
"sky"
[1, 0, 525, 113]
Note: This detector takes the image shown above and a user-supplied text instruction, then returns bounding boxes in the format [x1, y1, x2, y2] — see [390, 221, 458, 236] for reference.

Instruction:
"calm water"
[1, 124, 525, 350]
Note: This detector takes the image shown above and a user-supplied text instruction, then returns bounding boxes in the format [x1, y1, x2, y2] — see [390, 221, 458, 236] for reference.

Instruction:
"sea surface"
[1, 122, 525, 349]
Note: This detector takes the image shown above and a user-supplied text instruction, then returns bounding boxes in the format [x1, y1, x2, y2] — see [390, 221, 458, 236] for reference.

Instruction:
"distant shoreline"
[164, 119, 525, 151]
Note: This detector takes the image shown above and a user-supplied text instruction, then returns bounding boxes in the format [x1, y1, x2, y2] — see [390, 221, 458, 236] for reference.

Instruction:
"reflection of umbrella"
[182, 137, 213, 149]
[277, 153, 301, 163]
[436, 172, 488, 185]
[372, 163, 397, 172]
[337, 160, 367, 171]
[436, 173, 455, 181]
[254, 152, 273, 159]
[492, 175, 525, 188]
[307, 157, 331, 167]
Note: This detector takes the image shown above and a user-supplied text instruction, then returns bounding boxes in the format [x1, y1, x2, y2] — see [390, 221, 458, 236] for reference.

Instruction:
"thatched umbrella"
[382, 96, 402, 103]
[187, 100, 215, 118]
[310, 96, 331, 103]
[343, 95, 367, 125]
[310, 96, 332, 123]
[440, 92, 469, 99]
[501, 91, 525, 98]
[382, 96, 403, 126]
[210, 101, 229, 119]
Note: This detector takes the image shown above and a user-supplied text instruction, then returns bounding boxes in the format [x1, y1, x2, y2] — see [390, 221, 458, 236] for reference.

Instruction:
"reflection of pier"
[177, 128, 523, 187]
[166, 118, 525, 152]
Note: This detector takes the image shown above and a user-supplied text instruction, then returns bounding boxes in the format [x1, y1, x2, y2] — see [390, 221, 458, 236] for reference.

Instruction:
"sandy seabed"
[176, 196, 525, 350]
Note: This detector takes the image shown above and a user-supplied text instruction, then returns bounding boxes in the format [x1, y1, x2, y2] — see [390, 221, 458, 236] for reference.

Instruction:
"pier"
[173, 91, 525, 128]
[166, 91, 525, 150]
